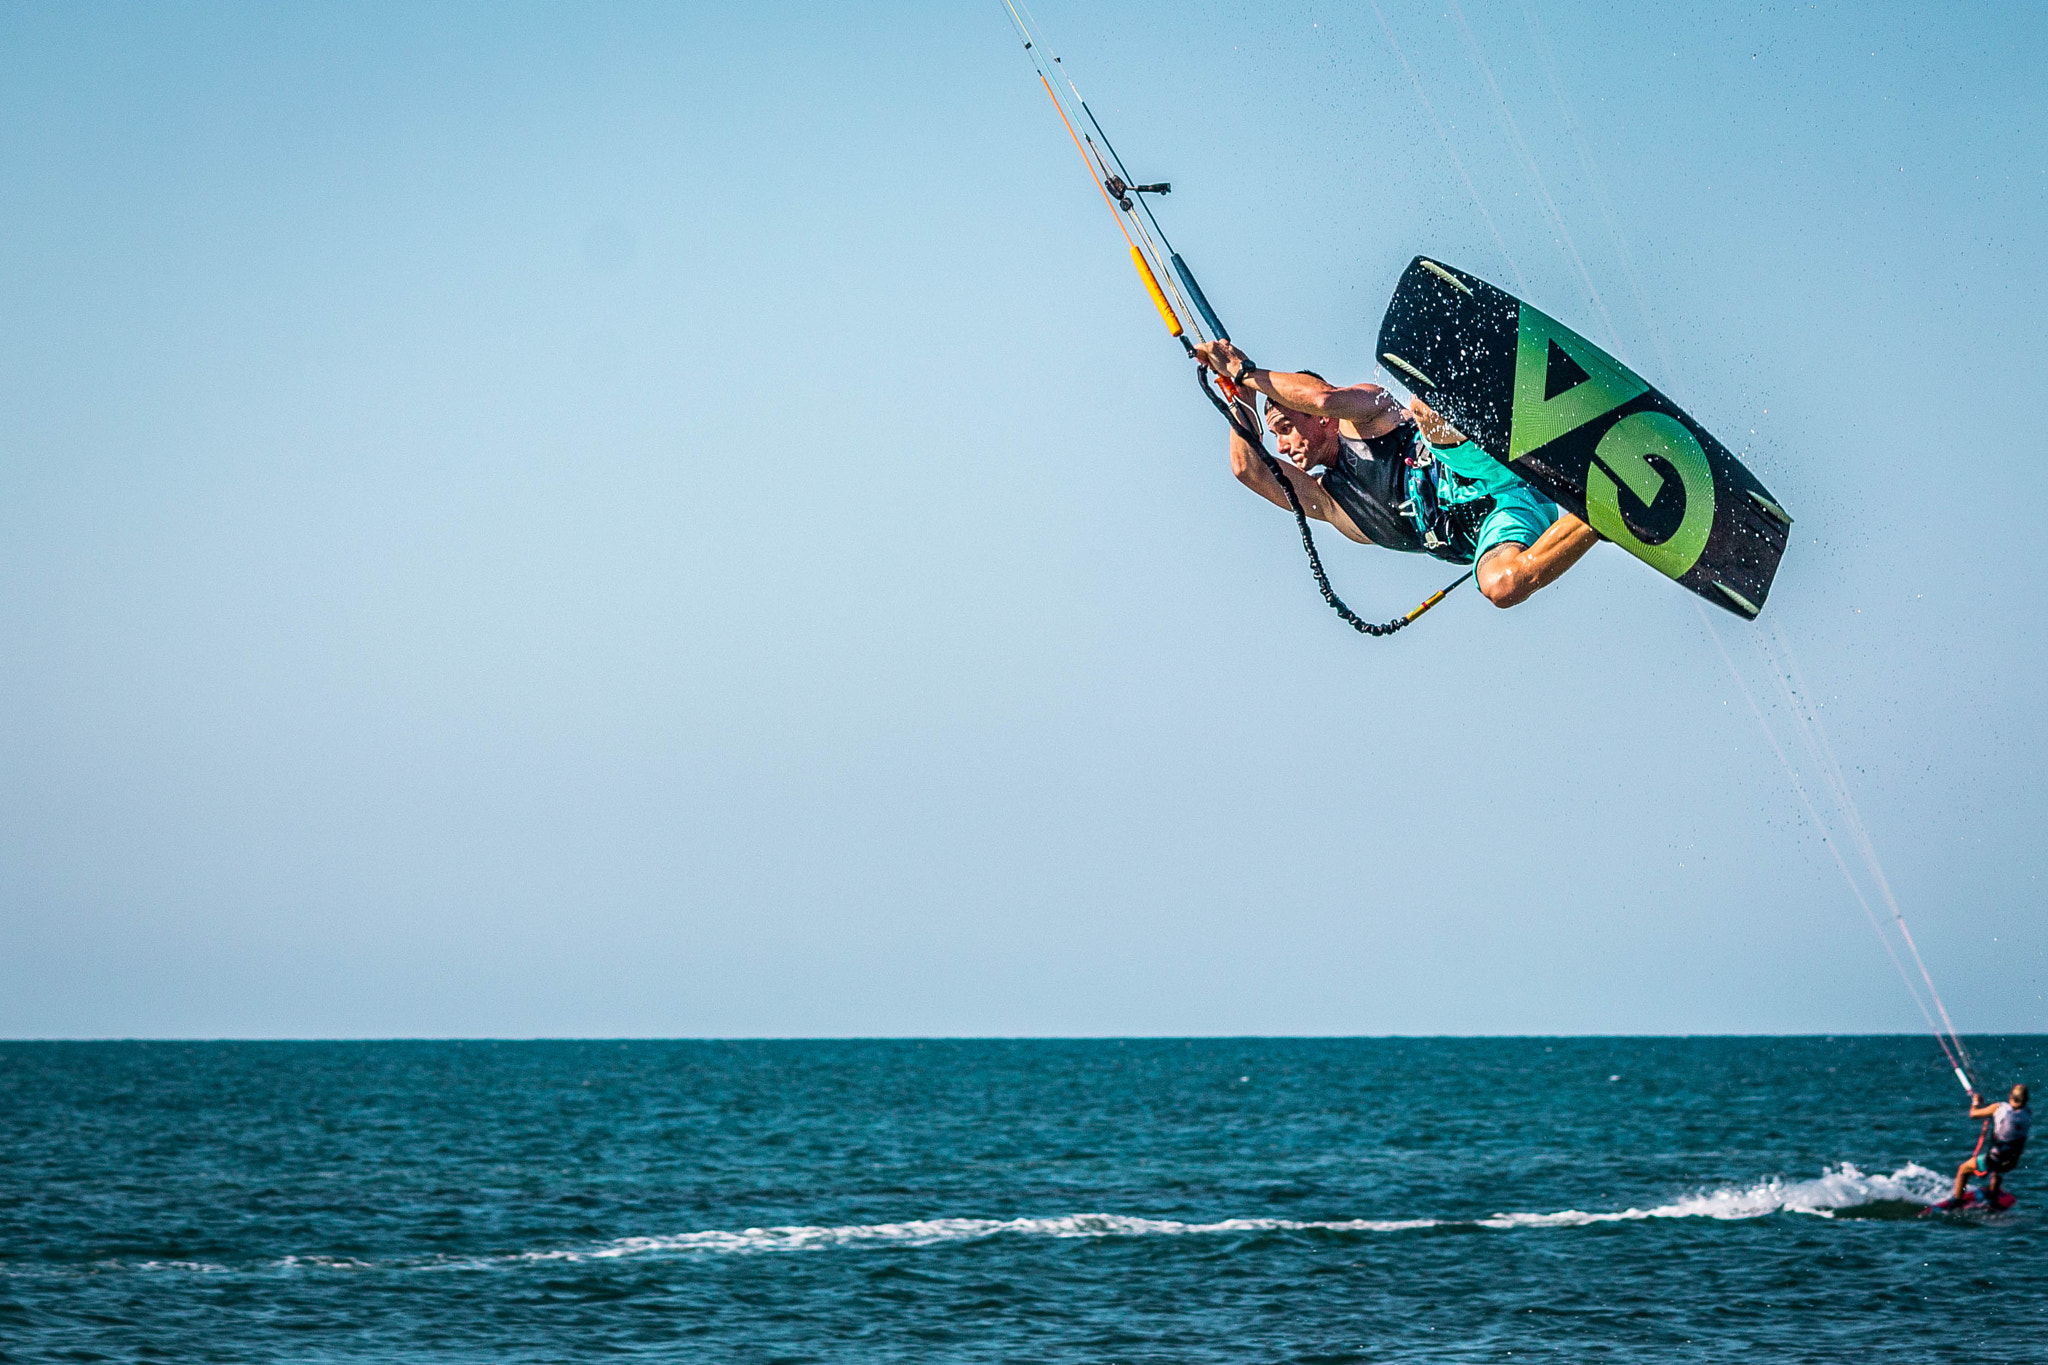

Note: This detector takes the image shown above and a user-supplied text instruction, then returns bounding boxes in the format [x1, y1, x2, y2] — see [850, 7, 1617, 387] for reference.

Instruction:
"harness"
[1319, 426, 1497, 566]
[1402, 444, 1498, 566]
[1986, 1131, 2028, 1173]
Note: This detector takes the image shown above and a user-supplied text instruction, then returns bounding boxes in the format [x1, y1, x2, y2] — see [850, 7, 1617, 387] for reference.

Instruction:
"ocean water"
[2, 1038, 2042, 1363]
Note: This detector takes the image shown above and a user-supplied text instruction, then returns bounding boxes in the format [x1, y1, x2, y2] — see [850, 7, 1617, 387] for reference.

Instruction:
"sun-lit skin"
[1192, 338, 1600, 608]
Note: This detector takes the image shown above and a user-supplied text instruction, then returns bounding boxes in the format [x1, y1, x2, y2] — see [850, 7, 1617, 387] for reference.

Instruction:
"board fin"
[1747, 489, 1794, 528]
[1713, 582, 1762, 618]
[1381, 352, 1435, 389]
[1418, 259, 1472, 295]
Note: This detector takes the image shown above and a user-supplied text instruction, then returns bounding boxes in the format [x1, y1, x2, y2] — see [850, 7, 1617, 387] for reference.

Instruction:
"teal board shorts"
[1418, 438, 1562, 562]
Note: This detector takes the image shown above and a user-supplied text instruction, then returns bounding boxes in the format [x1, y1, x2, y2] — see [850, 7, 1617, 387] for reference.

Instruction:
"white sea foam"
[514, 1212, 1441, 1262]
[41, 1165, 1945, 1278]
[517, 1164, 1949, 1262]
[1474, 1163, 1948, 1229]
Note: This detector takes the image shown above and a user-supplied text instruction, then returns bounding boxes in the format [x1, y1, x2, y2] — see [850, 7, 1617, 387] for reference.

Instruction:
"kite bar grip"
[1171, 254, 1229, 342]
[1956, 1067, 1976, 1095]
[1131, 246, 1183, 338]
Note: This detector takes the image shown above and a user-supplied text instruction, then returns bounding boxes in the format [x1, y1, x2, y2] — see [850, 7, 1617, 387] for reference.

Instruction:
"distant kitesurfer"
[1194, 340, 1600, 608]
[1952, 1083, 2030, 1203]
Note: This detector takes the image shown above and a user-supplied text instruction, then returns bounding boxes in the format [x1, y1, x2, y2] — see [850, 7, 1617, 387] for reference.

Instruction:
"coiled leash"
[1198, 367, 1472, 637]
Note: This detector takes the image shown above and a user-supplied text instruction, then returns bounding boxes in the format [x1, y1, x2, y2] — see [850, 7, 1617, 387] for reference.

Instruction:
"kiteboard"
[1923, 1187, 2018, 1215]
[1375, 257, 1791, 619]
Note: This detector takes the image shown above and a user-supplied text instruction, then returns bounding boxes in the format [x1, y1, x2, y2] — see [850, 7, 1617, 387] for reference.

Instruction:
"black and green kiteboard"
[1375, 257, 1790, 618]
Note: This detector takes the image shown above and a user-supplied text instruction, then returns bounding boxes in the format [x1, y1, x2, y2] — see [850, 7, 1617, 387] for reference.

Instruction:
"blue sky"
[1, 0, 2042, 1037]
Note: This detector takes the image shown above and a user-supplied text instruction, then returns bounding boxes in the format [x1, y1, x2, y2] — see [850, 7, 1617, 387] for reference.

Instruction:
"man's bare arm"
[1473, 513, 1601, 608]
[1194, 340, 1405, 437]
[1249, 371, 1405, 435]
[1227, 425, 1371, 544]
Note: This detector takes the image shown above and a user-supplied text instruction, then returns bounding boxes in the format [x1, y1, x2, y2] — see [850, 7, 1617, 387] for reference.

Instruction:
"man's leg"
[1954, 1157, 1979, 1201]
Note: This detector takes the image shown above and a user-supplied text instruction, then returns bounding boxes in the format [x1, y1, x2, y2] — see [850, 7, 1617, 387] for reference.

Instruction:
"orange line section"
[1038, 73, 1135, 251]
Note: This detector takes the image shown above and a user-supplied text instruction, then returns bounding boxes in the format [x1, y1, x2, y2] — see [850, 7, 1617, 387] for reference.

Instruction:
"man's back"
[1993, 1101, 2031, 1145]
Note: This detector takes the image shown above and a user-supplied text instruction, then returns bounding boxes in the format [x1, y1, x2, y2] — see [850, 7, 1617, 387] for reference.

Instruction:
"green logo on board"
[1587, 412, 1715, 578]
[1509, 305, 1645, 463]
[1509, 304, 1715, 579]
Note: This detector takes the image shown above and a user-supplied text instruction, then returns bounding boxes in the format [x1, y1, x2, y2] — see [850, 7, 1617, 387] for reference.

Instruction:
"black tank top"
[1318, 424, 1425, 554]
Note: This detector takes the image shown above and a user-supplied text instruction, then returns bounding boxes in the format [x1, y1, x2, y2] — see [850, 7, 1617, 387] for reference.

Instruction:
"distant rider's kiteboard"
[1924, 1187, 2018, 1215]
[1376, 257, 1791, 619]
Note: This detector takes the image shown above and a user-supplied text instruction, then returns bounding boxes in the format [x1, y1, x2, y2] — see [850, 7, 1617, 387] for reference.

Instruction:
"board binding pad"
[1375, 257, 1791, 619]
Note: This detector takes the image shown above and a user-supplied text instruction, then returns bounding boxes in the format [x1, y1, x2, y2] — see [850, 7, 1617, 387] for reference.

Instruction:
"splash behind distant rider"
[1952, 1082, 2030, 1203]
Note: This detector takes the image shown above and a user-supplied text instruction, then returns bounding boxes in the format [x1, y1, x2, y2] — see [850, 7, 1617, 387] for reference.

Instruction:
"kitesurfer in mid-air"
[1194, 339, 1600, 608]
[1952, 1083, 2030, 1203]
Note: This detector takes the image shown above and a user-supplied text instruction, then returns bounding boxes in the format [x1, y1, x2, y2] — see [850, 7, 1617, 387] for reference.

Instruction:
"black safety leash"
[1197, 368, 1472, 637]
